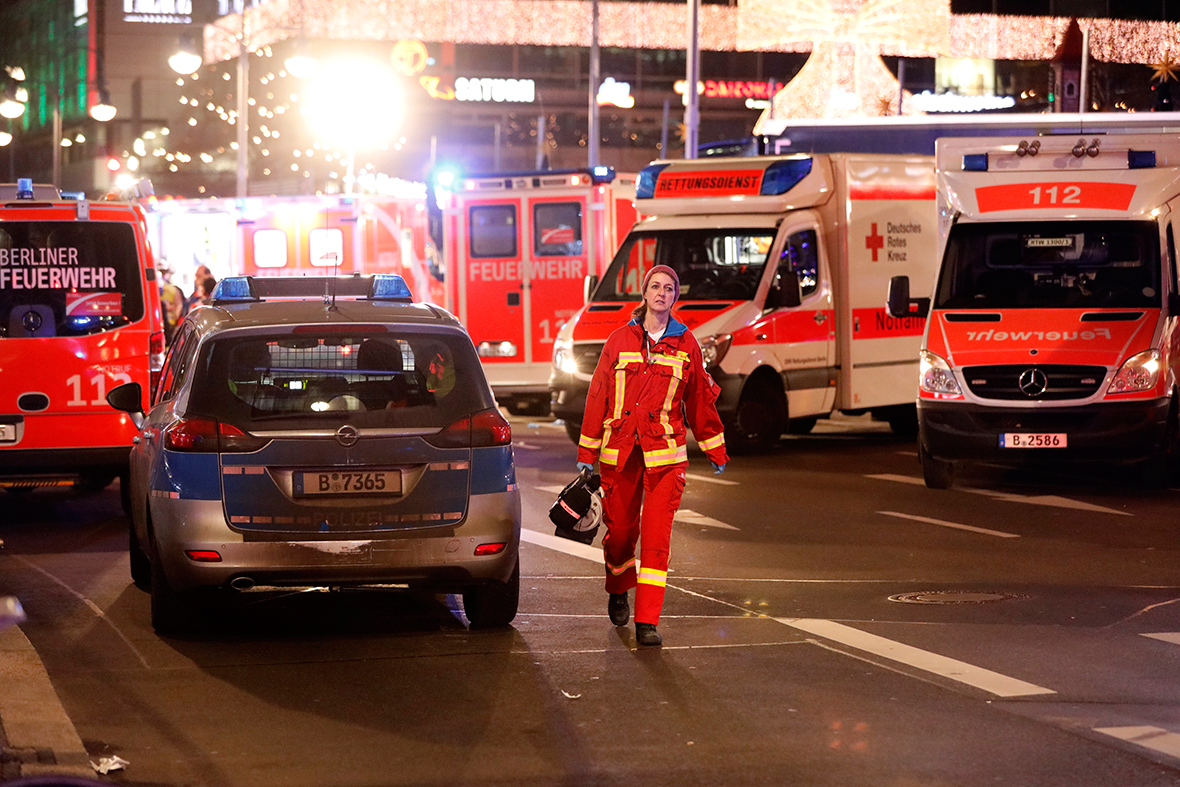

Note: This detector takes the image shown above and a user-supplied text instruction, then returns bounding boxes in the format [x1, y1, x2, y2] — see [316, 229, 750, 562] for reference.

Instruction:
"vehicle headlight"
[919, 350, 962, 397]
[553, 337, 576, 373]
[1108, 349, 1161, 394]
[700, 334, 732, 368]
[477, 341, 517, 358]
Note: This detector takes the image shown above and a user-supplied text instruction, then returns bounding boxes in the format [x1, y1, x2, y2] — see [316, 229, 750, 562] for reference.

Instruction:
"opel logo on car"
[335, 424, 360, 447]
[1018, 368, 1048, 397]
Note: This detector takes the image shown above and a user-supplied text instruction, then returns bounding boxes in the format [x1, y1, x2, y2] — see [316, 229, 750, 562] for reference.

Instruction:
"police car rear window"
[0, 221, 145, 338]
[187, 330, 495, 430]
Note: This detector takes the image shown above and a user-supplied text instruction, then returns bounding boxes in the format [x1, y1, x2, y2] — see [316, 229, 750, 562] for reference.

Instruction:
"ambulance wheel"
[1139, 398, 1180, 488]
[920, 445, 954, 489]
[564, 420, 581, 443]
[727, 377, 785, 453]
[464, 559, 520, 628]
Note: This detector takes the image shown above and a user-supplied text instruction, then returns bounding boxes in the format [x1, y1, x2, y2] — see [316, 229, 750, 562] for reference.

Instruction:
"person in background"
[187, 266, 216, 311]
[157, 261, 187, 345]
[574, 265, 729, 647]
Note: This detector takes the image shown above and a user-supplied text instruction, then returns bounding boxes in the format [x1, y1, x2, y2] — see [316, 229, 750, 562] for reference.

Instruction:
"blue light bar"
[16, 178, 33, 200]
[760, 158, 813, 196]
[962, 154, 989, 172]
[1128, 150, 1156, 169]
[591, 165, 615, 183]
[635, 163, 670, 199]
[211, 276, 256, 302]
[369, 274, 413, 302]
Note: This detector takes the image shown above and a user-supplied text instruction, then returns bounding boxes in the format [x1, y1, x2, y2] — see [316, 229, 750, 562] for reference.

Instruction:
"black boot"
[608, 593, 630, 626]
[635, 622, 662, 646]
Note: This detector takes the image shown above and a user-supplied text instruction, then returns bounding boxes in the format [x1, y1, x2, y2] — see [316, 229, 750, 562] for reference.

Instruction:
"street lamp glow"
[0, 131, 11, 146]
[90, 102, 116, 122]
[0, 99, 24, 119]
[169, 50, 203, 75]
[304, 58, 403, 151]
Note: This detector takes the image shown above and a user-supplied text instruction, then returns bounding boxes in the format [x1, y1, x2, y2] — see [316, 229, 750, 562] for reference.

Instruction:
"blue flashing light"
[1128, 150, 1157, 169]
[369, 274, 414, 302]
[760, 158, 813, 196]
[16, 178, 33, 200]
[211, 276, 256, 302]
[962, 154, 989, 172]
[636, 163, 671, 199]
[433, 166, 461, 191]
[591, 165, 615, 183]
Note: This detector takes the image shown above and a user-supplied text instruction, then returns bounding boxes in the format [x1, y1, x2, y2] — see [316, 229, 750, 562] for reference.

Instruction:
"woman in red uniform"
[576, 265, 728, 646]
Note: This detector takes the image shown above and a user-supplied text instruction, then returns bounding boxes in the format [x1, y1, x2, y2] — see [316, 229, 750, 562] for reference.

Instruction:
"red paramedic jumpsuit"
[577, 316, 729, 625]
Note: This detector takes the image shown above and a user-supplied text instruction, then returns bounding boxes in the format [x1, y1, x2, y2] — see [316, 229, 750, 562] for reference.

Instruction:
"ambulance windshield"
[936, 220, 1160, 310]
[594, 229, 775, 302]
[0, 221, 145, 338]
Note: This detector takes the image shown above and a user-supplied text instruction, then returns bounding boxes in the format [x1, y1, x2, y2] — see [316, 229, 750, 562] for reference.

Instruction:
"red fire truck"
[438, 167, 637, 414]
[147, 188, 442, 305]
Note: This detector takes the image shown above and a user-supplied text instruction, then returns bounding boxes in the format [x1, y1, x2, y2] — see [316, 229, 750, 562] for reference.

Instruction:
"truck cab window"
[782, 229, 819, 297]
[469, 205, 517, 258]
[533, 202, 583, 257]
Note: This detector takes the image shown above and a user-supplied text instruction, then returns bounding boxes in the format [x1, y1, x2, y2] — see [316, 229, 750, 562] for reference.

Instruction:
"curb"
[0, 625, 92, 781]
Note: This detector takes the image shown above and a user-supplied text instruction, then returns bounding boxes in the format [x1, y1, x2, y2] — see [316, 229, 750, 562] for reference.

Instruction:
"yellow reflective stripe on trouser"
[698, 432, 725, 451]
[643, 443, 687, 467]
[578, 434, 602, 450]
[637, 567, 667, 587]
[607, 557, 636, 576]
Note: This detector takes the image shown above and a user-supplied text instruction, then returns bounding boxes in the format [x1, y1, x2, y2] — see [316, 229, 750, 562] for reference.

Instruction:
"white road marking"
[675, 509, 739, 530]
[1142, 632, 1180, 645]
[867, 474, 1132, 516]
[521, 528, 602, 561]
[537, 485, 567, 495]
[878, 510, 1019, 539]
[522, 529, 1055, 699]
[512, 440, 541, 450]
[775, 618, 1057, 698]
[685, 472, 739, 486]
[1093, 726, 1180, 759]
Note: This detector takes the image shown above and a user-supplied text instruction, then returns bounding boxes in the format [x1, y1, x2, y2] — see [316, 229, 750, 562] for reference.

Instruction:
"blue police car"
[106, 275, 520, 633]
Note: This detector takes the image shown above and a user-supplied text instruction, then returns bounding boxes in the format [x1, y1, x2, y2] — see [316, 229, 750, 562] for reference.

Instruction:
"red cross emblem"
[865, 223, 884, 262]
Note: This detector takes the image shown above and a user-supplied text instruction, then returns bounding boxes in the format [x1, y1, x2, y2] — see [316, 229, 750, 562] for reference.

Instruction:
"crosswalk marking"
[867, 474, 1132, 516]
[1093, 726, 1180, 759]
[1142, 632, 1180, 646]
[675, 509, 738, 530]
[685, 472, 739, 486]
[775, 618, 1057, 698]
[878, 510, 1019, 539]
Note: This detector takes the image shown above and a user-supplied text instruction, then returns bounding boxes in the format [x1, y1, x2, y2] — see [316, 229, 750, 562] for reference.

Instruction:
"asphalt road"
[4, 413, 1180, 786]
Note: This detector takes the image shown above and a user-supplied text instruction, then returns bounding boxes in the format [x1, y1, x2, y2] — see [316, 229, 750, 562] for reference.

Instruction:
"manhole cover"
[888, 591, 1028, 605]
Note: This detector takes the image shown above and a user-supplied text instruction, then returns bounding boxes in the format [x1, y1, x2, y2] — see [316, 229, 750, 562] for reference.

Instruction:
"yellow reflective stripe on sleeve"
[607, 557, 636, 576]
[600, 447, 620, 465]
[578, 435, 602, 450]
[698, 433, 725, 451]
[637, 567, 668, 587]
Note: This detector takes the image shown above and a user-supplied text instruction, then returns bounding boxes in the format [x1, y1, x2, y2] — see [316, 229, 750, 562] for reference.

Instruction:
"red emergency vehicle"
[0, 178, 165, 500]
[148, 188, 443, 305]
[550, 155, 938, 450]
[888, 133, 1180, 488]
[439, 167, 637, 414]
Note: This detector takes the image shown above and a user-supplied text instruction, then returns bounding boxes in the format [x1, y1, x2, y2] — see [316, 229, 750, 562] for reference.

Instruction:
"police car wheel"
[129, 522, 151, 591]
[463, 559, 520, 628]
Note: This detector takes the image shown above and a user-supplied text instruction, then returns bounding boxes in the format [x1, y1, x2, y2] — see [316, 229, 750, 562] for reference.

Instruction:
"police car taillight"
[426, 407, 512, 448]
[165, 418, 268, 452]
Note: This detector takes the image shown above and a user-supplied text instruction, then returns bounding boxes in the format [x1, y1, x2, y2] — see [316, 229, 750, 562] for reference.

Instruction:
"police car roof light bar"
[16, 178, 33, 200]
[211, 274, 413, 304]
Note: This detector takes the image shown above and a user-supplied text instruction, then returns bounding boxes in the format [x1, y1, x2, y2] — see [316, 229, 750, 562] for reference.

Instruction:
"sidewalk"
[0, 624, 93, 780]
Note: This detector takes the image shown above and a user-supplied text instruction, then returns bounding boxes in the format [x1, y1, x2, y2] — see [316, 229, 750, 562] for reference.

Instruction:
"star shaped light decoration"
[1151, 56, 1179, 82]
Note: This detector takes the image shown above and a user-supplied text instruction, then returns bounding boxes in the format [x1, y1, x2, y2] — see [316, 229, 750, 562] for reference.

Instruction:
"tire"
[1139, 398, 1179, 488]
[74, 473, 115, 495]
[150, 556, 187, 635]
[463, 559, 520, 628]
[129, 521, 151, 590]
[887, 406, 919, 439]
[920, 444, 954, 490]
[786, 416, 817, 435]
[564, 419, 581, 444]
[726, 377, 786, 454]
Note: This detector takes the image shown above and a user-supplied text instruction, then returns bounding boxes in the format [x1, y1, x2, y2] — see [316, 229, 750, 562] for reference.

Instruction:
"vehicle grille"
[573, 343, 604, 376]
[962, 364, 1107, 401]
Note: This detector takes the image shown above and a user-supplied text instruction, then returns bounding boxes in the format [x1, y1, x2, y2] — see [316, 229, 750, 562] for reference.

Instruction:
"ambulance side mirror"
[106, 382, 146, 430]
[765, 270, 801, 310]
[583, 274, 599, 304]
[887, 276, 929, 319]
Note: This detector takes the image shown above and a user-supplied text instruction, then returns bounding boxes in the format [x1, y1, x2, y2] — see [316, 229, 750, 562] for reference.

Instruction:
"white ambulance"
[888, 134, 1180, 488]
[440, 168, 637, 415]
[549, 154, 938, 450]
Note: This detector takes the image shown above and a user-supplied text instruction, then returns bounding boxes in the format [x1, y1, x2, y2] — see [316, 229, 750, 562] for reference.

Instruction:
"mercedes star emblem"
[334, 424, 360, 447]
[1018, 368, 1048, 397]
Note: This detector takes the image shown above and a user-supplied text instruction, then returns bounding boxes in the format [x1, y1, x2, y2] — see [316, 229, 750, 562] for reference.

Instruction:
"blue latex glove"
[711, 461, 726, 475]
[576, 461, 595, 475]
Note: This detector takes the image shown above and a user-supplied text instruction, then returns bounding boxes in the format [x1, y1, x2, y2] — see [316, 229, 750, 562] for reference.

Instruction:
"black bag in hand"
[549, 467, 603, 544]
